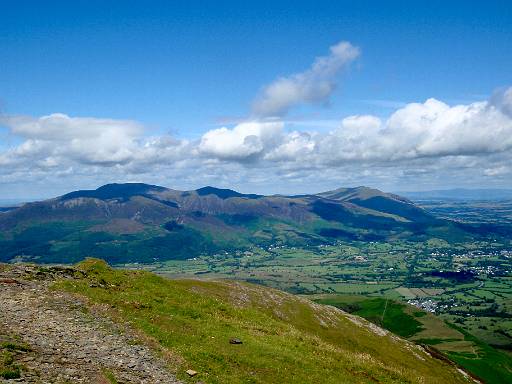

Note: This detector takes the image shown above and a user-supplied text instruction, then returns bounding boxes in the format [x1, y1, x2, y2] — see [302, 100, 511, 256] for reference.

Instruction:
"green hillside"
[53, 259, 473, 384]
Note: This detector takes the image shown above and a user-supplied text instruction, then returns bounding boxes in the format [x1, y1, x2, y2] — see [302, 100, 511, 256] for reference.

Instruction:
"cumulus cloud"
[3, 113, 143, 141]
[0, 113, 144, 166]
[252, 41, 360, 117]
[313, 95, 512, 163]
[195, 87, 512, 182]
[265, 131, 316, 161]
[0, 113, 187, 170]
[198, 121, 283, 160]
[2, 86, 512, 197]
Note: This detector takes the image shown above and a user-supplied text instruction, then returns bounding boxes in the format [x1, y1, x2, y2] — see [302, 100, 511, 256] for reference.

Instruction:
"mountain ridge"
[0, 182, 431, 229]
[0, 182, 478, 265]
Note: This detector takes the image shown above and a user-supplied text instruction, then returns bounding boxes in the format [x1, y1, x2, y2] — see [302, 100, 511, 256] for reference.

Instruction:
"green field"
[314, 296, 424, 338]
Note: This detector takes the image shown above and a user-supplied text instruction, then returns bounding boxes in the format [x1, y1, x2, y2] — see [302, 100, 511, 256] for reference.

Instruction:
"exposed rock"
[0, 264, 181, 384]
[229, 338, 243, 344]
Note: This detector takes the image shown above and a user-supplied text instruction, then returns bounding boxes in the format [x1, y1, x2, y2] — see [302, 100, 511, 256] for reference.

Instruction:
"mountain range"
[0, 183, 496, 264]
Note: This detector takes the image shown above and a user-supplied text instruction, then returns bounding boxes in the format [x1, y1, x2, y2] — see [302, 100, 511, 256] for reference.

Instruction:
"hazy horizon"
[2, 182, 512, 204]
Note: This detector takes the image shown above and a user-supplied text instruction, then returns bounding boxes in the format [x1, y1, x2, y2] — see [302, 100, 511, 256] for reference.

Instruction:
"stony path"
[0, 265, 181, 383]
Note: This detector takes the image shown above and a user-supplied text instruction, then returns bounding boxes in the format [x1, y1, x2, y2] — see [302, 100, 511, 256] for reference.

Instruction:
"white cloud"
[0, 113, 144, 166]
[252, 41, 360, 117]
[197, 89, 512, 173]
[198, 121, 283, 160]
[309, 94, 512, 165]
[0, 113, 187, 169]
[2, 87, 512, 197]
[265, 131, 316, 161]
[3, 113, 143, 141]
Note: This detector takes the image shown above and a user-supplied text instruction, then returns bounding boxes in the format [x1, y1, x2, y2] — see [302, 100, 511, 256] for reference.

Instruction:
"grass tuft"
[101, 368, 119, 384]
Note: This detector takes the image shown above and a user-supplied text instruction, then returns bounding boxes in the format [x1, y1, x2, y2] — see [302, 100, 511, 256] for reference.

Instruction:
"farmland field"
[132, 237, 512, 350]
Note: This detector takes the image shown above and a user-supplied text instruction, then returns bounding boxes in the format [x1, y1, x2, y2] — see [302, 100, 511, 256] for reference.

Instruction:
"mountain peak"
[61, 183, 167, 201]
[195, 186, 262, 200]
[317, 186, 385, 201]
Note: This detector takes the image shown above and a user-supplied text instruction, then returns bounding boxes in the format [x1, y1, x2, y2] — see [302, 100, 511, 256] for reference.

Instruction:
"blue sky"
[2, 1, 510, 132]
[1, 1, 512, 198]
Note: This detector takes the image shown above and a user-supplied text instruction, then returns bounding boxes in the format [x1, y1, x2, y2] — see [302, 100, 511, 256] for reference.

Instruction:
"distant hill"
[0, 183, 494, 264]
[317, 186, 434, 222]
[398, 188, 512, 201]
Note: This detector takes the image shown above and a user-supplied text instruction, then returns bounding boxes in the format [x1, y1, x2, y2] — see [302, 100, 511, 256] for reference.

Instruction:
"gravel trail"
[0, 265, 181, 384]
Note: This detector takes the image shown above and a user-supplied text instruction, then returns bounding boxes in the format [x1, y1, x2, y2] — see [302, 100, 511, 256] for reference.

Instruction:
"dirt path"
[0, 265, 181, 384]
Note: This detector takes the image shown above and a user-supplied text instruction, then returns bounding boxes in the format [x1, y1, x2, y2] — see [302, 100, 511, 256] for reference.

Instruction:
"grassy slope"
[54, 260, 470, 384]
[315, 295, 512, 384]
[445, 324, 512, 384]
